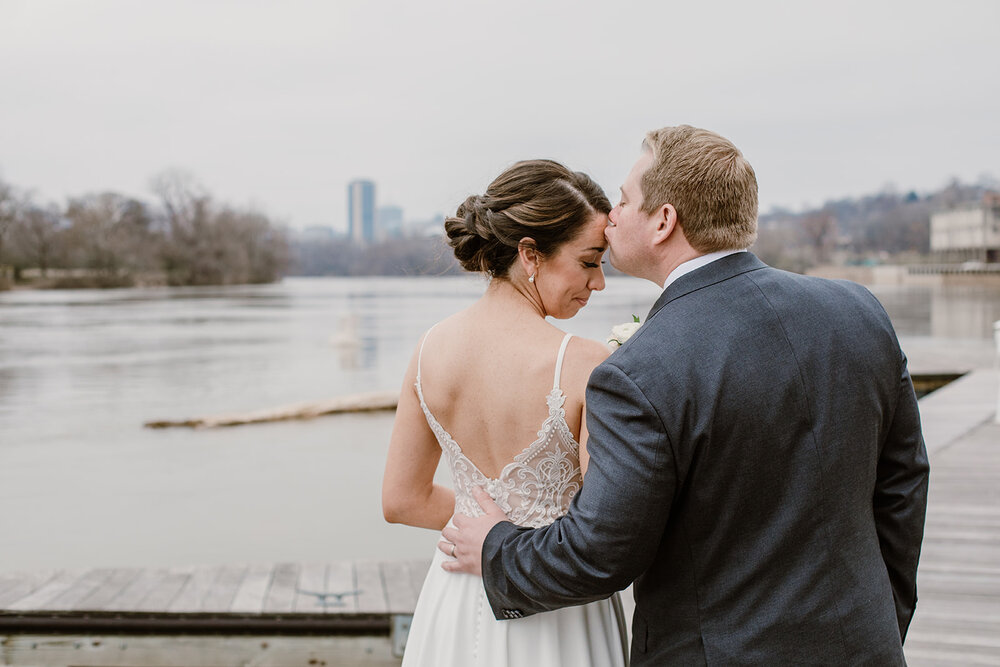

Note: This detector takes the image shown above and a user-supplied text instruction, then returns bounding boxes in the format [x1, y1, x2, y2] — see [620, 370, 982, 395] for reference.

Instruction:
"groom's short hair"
[641, 125, 758, 252]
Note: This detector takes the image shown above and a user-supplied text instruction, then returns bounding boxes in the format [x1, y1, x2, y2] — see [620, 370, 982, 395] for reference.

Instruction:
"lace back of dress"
[415, 329, 582, 528]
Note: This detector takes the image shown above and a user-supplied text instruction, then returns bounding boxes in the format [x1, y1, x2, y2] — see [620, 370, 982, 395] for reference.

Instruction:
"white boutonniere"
[607, 315, 641, 349]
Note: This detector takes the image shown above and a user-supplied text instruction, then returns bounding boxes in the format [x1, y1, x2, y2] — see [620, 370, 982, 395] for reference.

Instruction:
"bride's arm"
[382, 344, 455, 530]
[579, 412, 592, 478]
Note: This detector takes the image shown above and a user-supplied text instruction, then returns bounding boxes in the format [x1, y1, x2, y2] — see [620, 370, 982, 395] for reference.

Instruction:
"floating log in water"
[144, 391, 399, 429]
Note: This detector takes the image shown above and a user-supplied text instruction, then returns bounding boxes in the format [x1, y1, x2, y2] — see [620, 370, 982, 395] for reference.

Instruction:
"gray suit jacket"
[482, 252, 929, 666]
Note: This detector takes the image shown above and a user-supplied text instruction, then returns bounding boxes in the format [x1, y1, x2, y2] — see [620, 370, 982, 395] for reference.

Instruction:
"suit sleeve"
[874, 350, 929, 642]
[481, 361, 676, 620]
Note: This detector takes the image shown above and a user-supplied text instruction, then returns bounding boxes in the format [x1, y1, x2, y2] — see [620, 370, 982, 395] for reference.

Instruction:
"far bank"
[807, 263, 1000, 288]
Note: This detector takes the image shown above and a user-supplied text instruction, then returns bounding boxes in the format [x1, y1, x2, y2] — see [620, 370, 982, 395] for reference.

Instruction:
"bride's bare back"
[418, 307, 585, 478]
[383, 281, 610, 531]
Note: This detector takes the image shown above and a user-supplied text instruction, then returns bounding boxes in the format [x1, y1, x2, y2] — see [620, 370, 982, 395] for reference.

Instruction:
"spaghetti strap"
[416, 324, 437, 386]
[552, 333, 573, 390]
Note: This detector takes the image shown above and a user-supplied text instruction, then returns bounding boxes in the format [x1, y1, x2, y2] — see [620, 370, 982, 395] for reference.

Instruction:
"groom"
[442, 125, 929, 665]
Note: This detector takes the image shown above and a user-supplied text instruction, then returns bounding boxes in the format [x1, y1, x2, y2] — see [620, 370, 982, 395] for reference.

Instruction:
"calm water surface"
[1, 276, 998, 570]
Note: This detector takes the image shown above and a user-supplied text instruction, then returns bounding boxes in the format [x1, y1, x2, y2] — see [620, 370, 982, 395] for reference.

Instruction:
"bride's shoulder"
[565, 335, 612, 372]
[553, 335, 609, 398]
[417, 310, 466, 338]
[410, 312, 480, 366]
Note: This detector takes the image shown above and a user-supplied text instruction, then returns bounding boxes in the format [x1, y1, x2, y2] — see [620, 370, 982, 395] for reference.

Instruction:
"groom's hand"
[439, 487, 507, 576]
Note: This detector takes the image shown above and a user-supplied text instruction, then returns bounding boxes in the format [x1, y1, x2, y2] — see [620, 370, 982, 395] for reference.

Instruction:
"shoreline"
[807, 263, 1000, 287]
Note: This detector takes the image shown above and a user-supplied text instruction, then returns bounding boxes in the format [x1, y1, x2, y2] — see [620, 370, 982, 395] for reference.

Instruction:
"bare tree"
[150, 170, 209, 235]
[151, 171, 289, 285]
[63, 192, 155, 284]
[751, 226, 811, 274]
[10, 205, 62, 277]
[0, 180, 19, 268]
[219, 208, 290, 283]
[800, 211, 838, 264]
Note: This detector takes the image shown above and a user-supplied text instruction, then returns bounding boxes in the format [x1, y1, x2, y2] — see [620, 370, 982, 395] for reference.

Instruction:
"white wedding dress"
[401, 331, 629, 667]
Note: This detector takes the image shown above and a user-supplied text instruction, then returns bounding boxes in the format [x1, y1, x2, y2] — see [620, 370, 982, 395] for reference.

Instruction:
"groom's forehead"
[626, 152, 653, 185]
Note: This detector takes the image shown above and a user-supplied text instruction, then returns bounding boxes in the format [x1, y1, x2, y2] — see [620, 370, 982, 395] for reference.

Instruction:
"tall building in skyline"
[347, 179, 376, 245]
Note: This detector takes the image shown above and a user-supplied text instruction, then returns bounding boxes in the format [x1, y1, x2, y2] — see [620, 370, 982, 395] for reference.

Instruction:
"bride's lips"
[575, 297, 589, 307]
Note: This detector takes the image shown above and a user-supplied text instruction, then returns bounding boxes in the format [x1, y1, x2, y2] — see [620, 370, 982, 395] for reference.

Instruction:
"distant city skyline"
[1, 1, 998, 231]
[344, 180, 441, 241]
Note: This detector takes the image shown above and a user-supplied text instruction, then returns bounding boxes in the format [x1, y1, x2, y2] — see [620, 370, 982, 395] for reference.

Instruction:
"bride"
[382, 159, 628, 666]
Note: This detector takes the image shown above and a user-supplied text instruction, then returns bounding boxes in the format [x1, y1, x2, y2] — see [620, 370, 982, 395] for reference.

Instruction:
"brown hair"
[640, 125, 758, 252]
[445, 160, 611, 276]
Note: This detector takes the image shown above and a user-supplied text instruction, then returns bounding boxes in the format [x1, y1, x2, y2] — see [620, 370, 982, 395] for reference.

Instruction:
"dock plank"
[407, 560, 430, 600]
[381, 561, 416, 614]
[354, 560, 388, 614]
[73, 568, 142, 610]
[135, 567, 194, 612]
[0, 570, 57, 608]
[112, 568, 172, 611]
[167, 564, 224, 612]
[45, 568, 115, 610]
[7, 570, 82, 610]
[199, 564, 247, 613]
[325, 561, 358, 613]
[262, 562, 299, 613]
[229, 562, 274, 613]
[917, 369, 997, 454]
[294, 562, 328, 613]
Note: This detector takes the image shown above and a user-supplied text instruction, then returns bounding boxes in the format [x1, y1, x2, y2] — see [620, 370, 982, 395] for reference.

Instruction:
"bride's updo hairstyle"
[445, 160, 611, 277]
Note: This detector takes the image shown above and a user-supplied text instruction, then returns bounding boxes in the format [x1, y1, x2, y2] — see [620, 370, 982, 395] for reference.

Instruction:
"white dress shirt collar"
[663, 249, 747, 290]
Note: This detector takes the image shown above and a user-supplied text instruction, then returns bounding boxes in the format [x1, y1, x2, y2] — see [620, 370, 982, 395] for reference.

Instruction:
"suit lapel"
[646, 252, 769, 321]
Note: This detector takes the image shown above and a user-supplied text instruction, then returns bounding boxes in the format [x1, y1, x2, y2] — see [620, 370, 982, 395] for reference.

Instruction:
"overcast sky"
[2, 0, 998, 231]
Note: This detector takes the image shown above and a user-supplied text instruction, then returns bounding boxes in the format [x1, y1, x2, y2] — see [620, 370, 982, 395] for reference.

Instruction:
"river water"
[1, 276, 998, 570]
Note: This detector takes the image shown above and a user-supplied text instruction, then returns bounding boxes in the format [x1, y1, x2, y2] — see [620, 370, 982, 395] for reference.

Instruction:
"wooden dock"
[2, 369, 999, 666]
[902, 368, 1000, 666]
[0, 559, 430, 666]
[904, 417, 1000, 666]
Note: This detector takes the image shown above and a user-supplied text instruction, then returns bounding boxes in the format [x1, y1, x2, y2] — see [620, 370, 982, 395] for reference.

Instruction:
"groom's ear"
[650, 204, 678, 246]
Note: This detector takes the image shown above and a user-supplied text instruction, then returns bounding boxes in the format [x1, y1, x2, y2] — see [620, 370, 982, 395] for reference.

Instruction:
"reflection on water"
[329, 314, 378, 370]
[872, 285, 1000, 340]
[0, 277, 997, 570]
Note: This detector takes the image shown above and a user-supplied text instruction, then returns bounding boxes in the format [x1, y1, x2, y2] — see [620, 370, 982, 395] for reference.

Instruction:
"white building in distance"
[930, 193, 1000, 263]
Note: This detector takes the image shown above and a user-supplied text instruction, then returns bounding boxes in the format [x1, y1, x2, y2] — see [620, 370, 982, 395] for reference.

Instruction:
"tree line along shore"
[1, 173, 995, 290]
[0, 172, 289, 290]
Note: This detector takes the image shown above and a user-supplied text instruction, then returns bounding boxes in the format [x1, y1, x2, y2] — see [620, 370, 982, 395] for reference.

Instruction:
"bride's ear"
[517, 237, 539, 276]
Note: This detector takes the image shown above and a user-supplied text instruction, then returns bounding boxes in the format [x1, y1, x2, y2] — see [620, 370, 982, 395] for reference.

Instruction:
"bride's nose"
[589, 269, 606, 292]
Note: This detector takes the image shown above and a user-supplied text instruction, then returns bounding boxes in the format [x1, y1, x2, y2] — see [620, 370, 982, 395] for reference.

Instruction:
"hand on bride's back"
[439, 488, 508, 576]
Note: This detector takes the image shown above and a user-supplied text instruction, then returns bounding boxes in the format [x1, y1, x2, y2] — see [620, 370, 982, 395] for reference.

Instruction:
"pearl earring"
[528, 273, 535, 284]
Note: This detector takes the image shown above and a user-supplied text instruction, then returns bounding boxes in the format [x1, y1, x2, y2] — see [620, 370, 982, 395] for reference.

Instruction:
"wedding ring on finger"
[450, 543, 457, 558]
